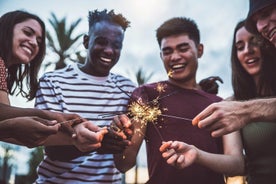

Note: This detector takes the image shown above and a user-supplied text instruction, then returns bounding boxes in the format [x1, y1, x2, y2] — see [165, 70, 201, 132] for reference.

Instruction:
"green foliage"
[135, 67, 154, 86]
[46, 12, 85, 70]
[26, 147, 44, 183]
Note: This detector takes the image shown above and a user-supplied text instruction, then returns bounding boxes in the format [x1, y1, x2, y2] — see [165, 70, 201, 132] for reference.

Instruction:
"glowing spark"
[167, 70, 174, 77]
[128, 98, 162, 124]
[156, 83, 167, 93]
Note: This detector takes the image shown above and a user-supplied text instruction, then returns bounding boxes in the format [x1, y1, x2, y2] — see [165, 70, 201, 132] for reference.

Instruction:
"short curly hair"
[88, 9, 130, 32]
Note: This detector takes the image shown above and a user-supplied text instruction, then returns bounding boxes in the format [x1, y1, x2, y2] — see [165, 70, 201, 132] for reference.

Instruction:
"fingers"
[160, 141, 172, 152]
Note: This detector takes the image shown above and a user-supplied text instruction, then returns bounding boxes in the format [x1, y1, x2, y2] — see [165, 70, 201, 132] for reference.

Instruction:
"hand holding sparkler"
[71, 121, 108, 152]
[97, 114, 133, 154]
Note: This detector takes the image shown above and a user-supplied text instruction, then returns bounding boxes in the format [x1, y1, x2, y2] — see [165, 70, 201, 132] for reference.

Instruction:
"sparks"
[167, 70, 174, 77]
[128, 98, 162, 125]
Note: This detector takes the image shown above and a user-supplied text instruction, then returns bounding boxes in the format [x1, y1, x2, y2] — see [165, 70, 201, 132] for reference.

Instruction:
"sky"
[0, 0, 250, 176]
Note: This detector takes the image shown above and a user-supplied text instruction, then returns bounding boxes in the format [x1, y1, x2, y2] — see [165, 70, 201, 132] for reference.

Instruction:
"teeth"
[269, 28, 276, 39]
[247, 58, 257, 64]
[171, 63, 185, 69]
[22, 46, 32, 55]
[100, 57, 111, 63]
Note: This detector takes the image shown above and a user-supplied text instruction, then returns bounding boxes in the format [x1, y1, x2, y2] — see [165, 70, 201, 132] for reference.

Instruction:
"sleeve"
[0, 58, 8, 92]
[35, 74, 64, 112]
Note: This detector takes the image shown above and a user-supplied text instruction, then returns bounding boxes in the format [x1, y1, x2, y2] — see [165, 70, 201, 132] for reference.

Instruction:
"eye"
[112, 41, 122, 50]
[235, 42, 244, 51]
[23, 29, 32, 37]
[161, 48, 173, 56]
[178, 45, 189, 52]
[95, 37, 108, 46]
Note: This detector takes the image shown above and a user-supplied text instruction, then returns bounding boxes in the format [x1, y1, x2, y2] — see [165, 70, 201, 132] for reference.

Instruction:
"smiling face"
[82, 21, 124, 76]
[253, 5, 276, 47]
[11, 18, 42, 66]
[160, 33, 203, 89]
[235, 26, 262, 82]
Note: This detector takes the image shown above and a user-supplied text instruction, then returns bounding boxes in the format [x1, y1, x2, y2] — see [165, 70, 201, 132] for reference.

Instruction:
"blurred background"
[0, 0, 249, 183]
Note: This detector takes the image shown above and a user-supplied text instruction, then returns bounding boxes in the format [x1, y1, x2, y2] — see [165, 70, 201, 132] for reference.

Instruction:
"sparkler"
[98, 83, 194, 142]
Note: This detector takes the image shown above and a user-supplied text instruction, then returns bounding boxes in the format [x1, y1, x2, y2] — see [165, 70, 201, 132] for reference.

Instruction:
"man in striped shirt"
[35, 9, 136, 184]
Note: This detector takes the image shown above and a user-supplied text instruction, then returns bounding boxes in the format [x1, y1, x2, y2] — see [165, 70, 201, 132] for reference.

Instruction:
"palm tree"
[46, 12, 85, 70]
[134, 67, 154, 86]
[133, 67, 153, 184]
[26, 147, 44, 183]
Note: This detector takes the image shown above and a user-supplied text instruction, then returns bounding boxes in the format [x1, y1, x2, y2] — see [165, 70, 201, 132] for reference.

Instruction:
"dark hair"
[0, 10, 46, 100]
[231, 20, 276, 100]
[88, 9, 130, 33]
[156, 17, 200, 47]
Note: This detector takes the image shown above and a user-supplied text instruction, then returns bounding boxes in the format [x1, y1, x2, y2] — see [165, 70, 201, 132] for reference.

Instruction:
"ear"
[83, 35, 89, 49]
[197, 43, 204, 58]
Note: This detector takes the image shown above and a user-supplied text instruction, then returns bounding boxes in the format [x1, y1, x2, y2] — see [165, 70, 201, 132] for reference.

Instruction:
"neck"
[168, 78, 199, 90]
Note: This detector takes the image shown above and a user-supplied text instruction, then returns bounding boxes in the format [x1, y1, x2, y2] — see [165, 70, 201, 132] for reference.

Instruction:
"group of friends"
[0, 0, 275, 183]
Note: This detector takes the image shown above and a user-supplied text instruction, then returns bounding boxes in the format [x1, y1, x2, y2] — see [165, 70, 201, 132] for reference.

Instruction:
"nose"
[170, 50, 181, 61]
[256, 19, 269, 37]
[103, 44, 114, 55]
[28, 37, 38, 47]
[244, 43, 254, 54]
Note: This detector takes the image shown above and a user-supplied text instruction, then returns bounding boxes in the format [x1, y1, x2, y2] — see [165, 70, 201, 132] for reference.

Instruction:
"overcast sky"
[0, 0, 250, 175]
[1, 0, 249, 102]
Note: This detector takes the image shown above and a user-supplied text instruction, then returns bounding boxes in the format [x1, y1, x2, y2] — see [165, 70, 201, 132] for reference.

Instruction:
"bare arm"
[160, 131, 244, 176]
[113, 117, 146, 173]
[0, 91, 9, 105]
[0, 116, 60, 147]
[193, 98, 276, 137]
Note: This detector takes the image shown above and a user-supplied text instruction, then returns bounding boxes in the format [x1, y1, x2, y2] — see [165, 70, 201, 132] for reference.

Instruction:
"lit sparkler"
[99, 83, 193, 141]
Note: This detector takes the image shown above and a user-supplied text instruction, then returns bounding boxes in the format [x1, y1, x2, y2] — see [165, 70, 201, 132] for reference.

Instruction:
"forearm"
[196, 149, 244, 176]
[114, 124, 145, 173]
[0, 118, 14, 139]
[246, 98, 276, 123]
[43, 132, 73, 146]
[0, 103, 47, 121]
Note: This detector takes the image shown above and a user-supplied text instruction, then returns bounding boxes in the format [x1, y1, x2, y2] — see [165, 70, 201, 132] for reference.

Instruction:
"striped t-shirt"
[35, 63, 136, 184]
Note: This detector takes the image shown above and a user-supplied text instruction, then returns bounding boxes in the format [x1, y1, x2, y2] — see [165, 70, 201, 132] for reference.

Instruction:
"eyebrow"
[161, 42, 189, 51]
[24, 26, 42, 39]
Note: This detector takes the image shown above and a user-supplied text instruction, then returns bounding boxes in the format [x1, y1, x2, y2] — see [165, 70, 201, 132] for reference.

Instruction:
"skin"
[0, 18, 73, 147]
[193, 22, 276, 137]
[193, 4, 276, 137]
[68, 20, 132, 153]
[159, 27, 265, 175]
[114, 34, 243, 176]
[235, 27, 262, 84]
[0, 18, 103, 149]
[161, 34, 202, 89]
[80, 21, 124, 76]
[10, 19, 42, 66]
[253, 5, 276, 48]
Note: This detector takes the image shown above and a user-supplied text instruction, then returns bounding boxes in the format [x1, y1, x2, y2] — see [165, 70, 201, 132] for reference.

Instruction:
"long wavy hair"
[0, 10, 46, 100]
[231, 20, 276, 100]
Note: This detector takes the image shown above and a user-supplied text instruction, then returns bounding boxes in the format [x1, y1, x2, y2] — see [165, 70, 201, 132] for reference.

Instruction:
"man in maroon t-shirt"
[113, 17, 244, 184]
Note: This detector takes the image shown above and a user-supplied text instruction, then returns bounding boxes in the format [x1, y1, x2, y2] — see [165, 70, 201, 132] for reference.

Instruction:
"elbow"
[226, 158, 245, 177]
[114, 156, 136, 173]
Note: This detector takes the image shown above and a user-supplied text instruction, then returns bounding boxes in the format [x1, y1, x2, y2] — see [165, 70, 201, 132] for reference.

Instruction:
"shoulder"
[40, 65, 74, 81]
[111, 73, 136, 87]
[197, 90, 222, 102]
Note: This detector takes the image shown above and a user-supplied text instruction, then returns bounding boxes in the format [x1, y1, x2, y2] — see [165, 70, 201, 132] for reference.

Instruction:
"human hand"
[192, 101, 249, 137]
[97, 114, 133, 154]
[5, 116, 60, 148]
[43, 110, 81, 136]
[159, 141, 197, 169]
[72, 120, 108, 152]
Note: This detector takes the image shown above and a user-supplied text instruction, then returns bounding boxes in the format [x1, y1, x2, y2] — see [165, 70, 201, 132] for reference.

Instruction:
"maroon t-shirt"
[130, 81, 224, 184]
